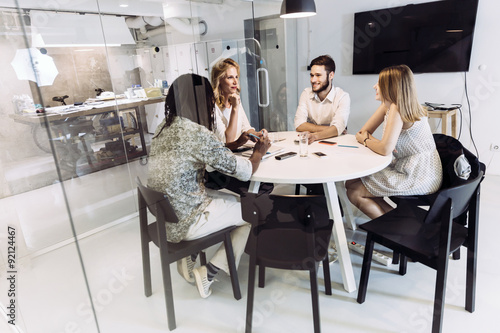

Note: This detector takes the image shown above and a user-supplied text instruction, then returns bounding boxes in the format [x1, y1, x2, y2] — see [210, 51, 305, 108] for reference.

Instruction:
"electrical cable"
[464, 72, 479, 159]
[457, 106, 463, 140]
[486, 148, 496, 171]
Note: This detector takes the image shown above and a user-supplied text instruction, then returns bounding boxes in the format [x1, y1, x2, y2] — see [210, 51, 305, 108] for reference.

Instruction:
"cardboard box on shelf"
[144, 87, 162, 98]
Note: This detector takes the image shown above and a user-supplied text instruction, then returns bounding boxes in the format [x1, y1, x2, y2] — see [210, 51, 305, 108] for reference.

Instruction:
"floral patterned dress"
[147, 116, 252, 242]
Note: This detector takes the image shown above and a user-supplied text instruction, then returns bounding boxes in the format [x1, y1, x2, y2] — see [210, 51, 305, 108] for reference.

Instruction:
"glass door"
[1, 0, 283, 332]
[246, 14, 299, 132]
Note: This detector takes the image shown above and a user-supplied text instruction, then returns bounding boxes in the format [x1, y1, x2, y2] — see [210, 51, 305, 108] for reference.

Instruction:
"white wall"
[293, 0, 500, 175]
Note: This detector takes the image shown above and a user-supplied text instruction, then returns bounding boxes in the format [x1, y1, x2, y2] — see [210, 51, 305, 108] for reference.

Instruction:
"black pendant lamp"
[280, 0, 317, 19]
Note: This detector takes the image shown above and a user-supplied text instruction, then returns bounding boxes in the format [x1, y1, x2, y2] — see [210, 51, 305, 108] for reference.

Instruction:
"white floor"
[1, 171, 499, 333]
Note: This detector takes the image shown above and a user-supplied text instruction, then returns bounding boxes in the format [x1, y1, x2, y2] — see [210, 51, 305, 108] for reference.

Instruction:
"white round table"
[247, 132, 392, 293]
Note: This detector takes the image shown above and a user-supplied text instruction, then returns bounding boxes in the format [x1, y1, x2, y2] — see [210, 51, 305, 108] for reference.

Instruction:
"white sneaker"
[177, 256, 196, 283]
[193, 265, 214, 298]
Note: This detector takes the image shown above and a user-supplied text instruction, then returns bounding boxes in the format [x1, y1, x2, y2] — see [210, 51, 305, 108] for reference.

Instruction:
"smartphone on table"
[275, 152, 297, 160]
[313, 152, 327, 159]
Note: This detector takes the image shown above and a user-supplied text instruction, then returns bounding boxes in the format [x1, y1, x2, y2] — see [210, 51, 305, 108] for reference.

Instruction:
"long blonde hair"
[378, 65, 426, 122]
[211, 58, 240, 110]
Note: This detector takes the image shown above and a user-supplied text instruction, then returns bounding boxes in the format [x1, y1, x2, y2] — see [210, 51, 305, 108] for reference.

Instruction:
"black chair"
[137, 177, 241, 331]
[356, 168, 484, 333]
[390, 134, 484, 263]
[241, 193, 333, 333]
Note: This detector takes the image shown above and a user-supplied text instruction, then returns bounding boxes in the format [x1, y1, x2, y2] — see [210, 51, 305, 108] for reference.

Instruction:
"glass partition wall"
[0, 0, 299, 331]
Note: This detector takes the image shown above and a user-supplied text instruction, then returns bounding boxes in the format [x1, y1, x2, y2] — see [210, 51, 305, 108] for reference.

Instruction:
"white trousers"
[184, 189, 250, 275]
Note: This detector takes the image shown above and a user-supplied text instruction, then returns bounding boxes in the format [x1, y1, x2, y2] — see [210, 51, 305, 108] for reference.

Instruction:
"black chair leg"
[141, 237, 152, 297]
[246, 256, 257, 333]
[223, 233, 241, 300]
[357, 233, 375, 304]
[431, 255, 450, 333]
[453, 213, 468, 260]
[399, 254, 407, 276]
[465, 190, 479, 312]
[139, 213, 153, 298]
[309, 264, 321, 333]
[138, 194, 153, 297]
[393, 250, 400, 265]
[466, 209, 479, 312]
[322, 258, 332, 295]
[199, 251, 207, 265]
[258, 265, 266, 288]
[160, 256, 176, 331]
[465, 245, 477, 312]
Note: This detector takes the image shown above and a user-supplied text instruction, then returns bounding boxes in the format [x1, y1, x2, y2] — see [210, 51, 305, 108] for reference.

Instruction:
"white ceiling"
[2, 0, 163, 17]
[1, 0, 280, 17]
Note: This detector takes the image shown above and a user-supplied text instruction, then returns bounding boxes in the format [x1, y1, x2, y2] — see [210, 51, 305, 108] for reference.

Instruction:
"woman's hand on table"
[249, 135, 271, 174]
[253, 136, 271, 155]
[224, 132, 251, 151]
[246, 129, 268, 142]
[356, 130, 369, 144]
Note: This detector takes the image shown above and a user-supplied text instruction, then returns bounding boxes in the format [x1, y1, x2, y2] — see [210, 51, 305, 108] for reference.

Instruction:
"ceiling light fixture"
[280, 0, 316, 19]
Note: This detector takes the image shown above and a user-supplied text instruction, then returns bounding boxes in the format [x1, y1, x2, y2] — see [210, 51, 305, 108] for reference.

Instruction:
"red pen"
[318, 140, 337, 145]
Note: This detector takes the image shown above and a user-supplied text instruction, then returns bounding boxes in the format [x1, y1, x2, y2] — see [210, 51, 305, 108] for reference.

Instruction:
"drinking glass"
[299, 132, 309, 157]
[269, 132, 280, 143]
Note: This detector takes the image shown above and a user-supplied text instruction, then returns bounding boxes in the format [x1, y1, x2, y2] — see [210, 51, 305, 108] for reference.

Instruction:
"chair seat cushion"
[148, 222, 237, 261]
[359, 206, 468, 260]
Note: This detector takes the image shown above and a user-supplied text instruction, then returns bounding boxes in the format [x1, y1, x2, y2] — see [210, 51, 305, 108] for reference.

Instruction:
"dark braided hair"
[153, 74, 216, 139]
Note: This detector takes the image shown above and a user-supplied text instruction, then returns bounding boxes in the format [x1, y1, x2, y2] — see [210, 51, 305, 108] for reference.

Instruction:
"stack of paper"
[241, 144, 285, 160]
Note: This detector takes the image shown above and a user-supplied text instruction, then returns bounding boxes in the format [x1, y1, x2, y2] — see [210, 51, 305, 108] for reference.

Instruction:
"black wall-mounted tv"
[352, 0, 479, 74]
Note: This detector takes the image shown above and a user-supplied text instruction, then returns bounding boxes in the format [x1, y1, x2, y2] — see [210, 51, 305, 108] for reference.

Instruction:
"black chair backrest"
[425, 170, 483, 224]
[433, 134, 483, 189]
[136, 177, 179, 224]
[241, 193, 333, 264]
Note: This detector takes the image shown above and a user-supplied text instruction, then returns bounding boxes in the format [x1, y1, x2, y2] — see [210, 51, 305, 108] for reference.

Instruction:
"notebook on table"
[241, 144, 285, 160]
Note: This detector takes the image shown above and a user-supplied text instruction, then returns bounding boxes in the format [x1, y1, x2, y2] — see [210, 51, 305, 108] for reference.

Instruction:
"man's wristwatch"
[363, 137, 369, 147]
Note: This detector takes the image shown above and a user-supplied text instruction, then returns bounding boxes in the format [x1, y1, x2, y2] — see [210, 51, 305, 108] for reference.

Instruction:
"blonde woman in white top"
[211, 58, 265, 143]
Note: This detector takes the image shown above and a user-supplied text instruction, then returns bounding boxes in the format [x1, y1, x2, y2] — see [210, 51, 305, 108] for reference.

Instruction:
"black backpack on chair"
[433, 134, 482, 188]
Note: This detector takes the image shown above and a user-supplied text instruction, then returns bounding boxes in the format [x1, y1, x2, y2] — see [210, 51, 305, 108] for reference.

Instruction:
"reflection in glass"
[0, 1, 293, 331]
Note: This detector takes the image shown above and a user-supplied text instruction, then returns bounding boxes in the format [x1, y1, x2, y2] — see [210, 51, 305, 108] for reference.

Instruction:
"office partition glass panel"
[0, 2, 110, 332]
[89, 1, 261, 331]
[0, 0, 304, 331]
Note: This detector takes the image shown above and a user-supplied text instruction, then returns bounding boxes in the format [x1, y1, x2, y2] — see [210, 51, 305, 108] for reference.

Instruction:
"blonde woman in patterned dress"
[346, 65, 442, 219]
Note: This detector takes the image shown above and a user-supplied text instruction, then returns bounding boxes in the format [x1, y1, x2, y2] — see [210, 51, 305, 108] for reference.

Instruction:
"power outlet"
[491, 143, 500, 152]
